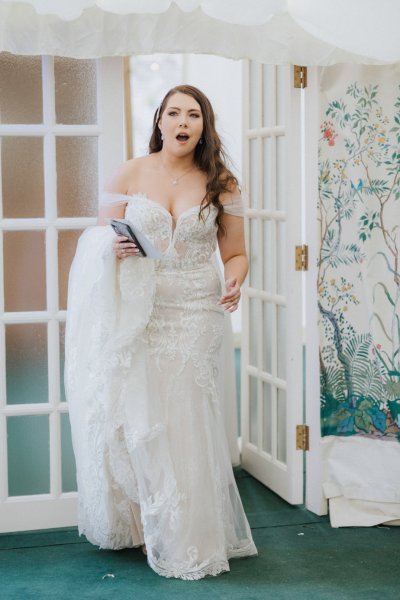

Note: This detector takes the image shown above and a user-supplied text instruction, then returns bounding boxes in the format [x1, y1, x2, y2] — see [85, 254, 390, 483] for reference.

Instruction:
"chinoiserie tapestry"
[319, 65, 400, 440]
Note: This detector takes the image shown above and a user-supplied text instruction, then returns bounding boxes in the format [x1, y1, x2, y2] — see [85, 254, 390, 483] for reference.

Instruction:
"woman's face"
[158, 92, 203, 155]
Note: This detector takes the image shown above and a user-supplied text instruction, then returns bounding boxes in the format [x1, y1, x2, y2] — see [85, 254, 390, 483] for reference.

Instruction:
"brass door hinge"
[295, 244, 308, 271]
[296, 425, 310, 451]
[294, 65, 308, 88]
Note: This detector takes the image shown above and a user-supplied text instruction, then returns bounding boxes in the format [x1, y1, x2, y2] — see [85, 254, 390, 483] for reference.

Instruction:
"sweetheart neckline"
[128, 192, 213, 223]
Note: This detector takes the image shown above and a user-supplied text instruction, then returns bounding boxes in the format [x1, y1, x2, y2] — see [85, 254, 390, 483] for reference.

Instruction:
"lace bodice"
[124, 193, 218, 269]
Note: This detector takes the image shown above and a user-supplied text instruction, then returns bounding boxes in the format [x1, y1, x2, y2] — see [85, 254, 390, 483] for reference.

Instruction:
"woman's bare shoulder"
[219, 178, 241, 205]
[104, 155, 157, 194]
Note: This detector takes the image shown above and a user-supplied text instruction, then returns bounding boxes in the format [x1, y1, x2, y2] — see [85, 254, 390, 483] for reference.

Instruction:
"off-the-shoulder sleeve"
[99, 191, 130, 207]
[222, 195, 245, 217]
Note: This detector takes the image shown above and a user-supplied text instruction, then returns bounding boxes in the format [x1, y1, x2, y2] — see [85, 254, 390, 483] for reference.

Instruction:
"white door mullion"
[3, 404, 50, 416]
[271, 103, 278, 462]
[271, 378, 278, 461]
[47, 315, 60, 501]
[257, 61, 263, 129]
[247, 288, 285, 304]
[246, 126, 285, 138]
[246, 208, 285, 220]
[49, 409, 62, 497]
[48, 319, 60, 408]
[42, 56, 54, 130]
[0, 137, 3, 220]
[271, 65, 277, 130]
[0, 126, 102, 136]
[55, 217, 96, 229]
[0, 319, 7, 501]
[50, 126, 101, 136]
[246, 365, 286, 387]
[256, 105, 264, 448]
[0, 410, 7, 501]
[1, 311, 51, 323]
[0, 321, 5, 409]
[0, 228, 4, 315]
[256, 294, 263, 448]
[43, 54, 57, 224]
[0, 139, 3, 482]
[256, 71, 264, 392]
[1, 219, 49, 230]
[43, 54, 62, 500]
[303, 67, 326, 515]
[43, 54, 58, 402]
[241, 61, 250, 452]
[271, 302, 278, 461]
[46, 224, 59, 403]
[0, 125, 49, 136]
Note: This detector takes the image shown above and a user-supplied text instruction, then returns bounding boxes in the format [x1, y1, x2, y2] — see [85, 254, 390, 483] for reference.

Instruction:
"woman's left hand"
[218, 277, 241, 312]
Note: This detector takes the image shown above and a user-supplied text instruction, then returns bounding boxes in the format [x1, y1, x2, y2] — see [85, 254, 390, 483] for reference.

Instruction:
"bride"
[65, 84, 257, 580]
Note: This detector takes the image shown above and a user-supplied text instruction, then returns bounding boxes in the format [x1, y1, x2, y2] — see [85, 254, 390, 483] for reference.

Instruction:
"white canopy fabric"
[1, 0, 400, 64]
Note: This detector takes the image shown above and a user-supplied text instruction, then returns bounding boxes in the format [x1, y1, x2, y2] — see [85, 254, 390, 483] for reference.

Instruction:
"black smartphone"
[110, 219, 147, 257]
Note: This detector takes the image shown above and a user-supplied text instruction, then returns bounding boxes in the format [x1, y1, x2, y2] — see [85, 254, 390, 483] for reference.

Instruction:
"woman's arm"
[97, 161, 133, 225]
[97, 203, 126, 226]
[217, 195, 248, 312]
[97, 161, 140, 258]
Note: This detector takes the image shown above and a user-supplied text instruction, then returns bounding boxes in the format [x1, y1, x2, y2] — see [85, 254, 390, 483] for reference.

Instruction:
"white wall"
[184, 54, 243, 181]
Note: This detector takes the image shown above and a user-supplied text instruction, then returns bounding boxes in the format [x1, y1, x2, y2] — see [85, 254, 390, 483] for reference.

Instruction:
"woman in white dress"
[65, 85, 257, 580]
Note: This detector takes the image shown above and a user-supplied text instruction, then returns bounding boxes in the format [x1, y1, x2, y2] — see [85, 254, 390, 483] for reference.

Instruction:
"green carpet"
[1, 471, 399, 600]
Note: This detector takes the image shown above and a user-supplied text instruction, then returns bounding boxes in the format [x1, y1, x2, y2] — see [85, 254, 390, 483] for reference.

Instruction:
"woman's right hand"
[113, 235, 140, 259]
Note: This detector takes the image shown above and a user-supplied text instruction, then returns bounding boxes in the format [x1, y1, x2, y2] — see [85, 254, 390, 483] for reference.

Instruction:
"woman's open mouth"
[176, 133, 190, 143]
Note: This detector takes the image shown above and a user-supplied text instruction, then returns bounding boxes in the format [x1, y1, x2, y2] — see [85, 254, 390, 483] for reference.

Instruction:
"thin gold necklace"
[161, 160, 195, 186]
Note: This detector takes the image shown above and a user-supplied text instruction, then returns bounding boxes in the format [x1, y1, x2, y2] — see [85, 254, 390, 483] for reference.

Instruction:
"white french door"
[0, 55, 124, 533]
[241, 62, 305, 504]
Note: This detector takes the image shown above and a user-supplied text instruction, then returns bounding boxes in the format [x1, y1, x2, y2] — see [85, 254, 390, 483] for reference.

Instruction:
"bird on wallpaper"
[350, 178, 363, 194]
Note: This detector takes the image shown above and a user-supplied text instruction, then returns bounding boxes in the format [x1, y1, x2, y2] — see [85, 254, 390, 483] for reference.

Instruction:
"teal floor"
[1, 470, 399, 600]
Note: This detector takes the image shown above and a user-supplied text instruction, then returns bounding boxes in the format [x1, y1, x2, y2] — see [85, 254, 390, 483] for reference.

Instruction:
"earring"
[161, 132, 164, 141]
[199, 138, 203, 145]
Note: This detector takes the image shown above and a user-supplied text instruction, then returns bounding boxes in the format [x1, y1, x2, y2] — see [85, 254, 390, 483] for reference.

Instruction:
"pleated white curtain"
[0, 0, 400, 63]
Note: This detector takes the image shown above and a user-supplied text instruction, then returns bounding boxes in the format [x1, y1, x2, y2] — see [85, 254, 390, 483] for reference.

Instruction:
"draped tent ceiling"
[1, 0, 400, 64]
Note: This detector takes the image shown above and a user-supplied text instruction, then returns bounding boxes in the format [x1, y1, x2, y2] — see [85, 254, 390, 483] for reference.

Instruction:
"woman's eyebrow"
[167, 106, 201, 113]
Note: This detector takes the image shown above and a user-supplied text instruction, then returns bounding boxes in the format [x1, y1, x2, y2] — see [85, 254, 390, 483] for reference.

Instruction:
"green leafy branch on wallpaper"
[319, 82, 400, 438]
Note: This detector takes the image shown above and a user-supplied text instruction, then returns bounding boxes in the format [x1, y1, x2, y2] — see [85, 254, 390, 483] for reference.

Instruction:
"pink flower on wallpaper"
[321, 120, 338, 146]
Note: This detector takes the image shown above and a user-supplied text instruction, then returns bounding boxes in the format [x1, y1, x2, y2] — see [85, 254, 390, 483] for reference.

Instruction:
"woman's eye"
[168, 111, 177, 116]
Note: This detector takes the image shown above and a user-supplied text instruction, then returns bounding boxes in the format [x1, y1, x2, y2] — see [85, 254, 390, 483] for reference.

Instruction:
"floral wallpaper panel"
[318, 65, 400, 440]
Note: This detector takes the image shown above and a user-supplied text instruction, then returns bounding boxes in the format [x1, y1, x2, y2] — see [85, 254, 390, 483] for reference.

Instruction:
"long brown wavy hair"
[148, 85, 238, 233]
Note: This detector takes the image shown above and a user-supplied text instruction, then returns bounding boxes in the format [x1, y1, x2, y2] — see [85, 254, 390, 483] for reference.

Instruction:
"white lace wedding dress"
[65, 192, 257, 580]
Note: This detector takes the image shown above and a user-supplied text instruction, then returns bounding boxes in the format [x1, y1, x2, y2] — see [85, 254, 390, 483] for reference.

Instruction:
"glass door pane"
[1, 137, 44, 218]
[0, 52, 43, 124]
